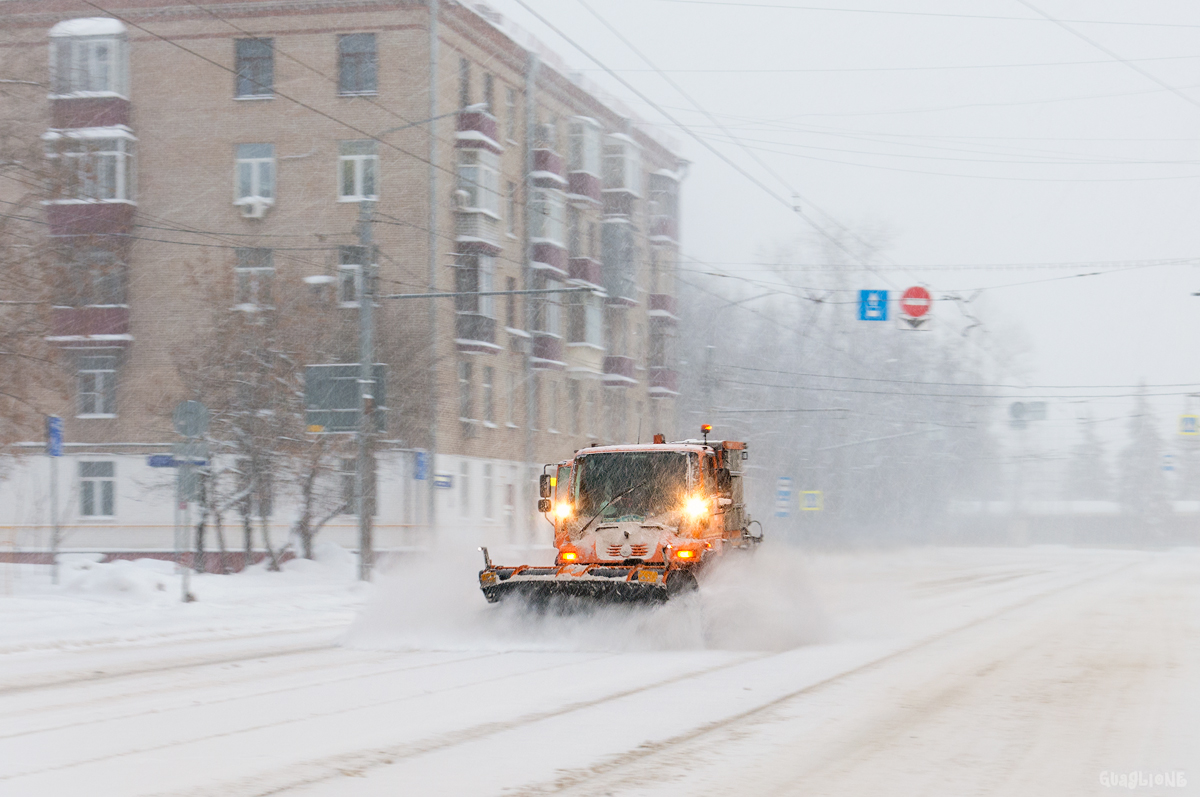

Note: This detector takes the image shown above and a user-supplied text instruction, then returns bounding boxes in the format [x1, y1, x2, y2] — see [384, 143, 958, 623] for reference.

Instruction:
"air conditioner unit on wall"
[240, 199, 269, 219]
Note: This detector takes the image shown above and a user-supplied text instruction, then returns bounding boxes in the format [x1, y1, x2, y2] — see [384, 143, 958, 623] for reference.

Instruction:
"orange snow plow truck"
[478, 426, 761, 604]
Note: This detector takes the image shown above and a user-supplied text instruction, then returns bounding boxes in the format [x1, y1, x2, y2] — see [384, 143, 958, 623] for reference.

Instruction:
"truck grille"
[607, 544, 649, 558]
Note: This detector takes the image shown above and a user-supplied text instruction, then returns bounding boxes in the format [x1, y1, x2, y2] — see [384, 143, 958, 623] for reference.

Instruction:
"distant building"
[0, 1, 685, 556]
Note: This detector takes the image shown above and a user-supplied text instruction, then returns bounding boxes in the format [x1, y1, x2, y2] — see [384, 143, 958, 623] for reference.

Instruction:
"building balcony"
[532, 149, 566, 187]
[602, 192, 637, 218]
[531, 242, 567, 274]
[603, 354, 637, 386]
[648, 367, 679, 397]
[648, 293, 678, 321]
[51, 96, 130, 129]
[47, 305, 131, 347]
[650, 215, 679, 243]
[532, 333, 565, 369]
[455, 209, 503, 252]
[455, 313, 500, 354]
[45, 201, 134, 237]
[568, 172, 602, 203]
[568, 257, 602, 287]
[456, 110, 500, 152]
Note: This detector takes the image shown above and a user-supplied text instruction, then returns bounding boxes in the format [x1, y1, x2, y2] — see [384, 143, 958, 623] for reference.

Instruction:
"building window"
[650, 321, 677, 369]
[606, 305, 628, 357]
[457, 149, 500, 215]
[569, 381, 581, 435]
[602, 219, 637, 302]
[338, 33, 377, 95]
[567, 291, 603, 347]
[459, 57, 470, 109]
[506, 371, 517, 427]
[505, 276, 517, 329]
[60, 247, 126, 306]
[533, 273, 561, 337]
[338, 245, 368, 306]
[235, 143, 275, 205]
[77, 353, 117, 416]
[483, 72, 494, 113]
[49, 21, 129, 97]
[458, 360, 473, 421]
[483, 462, 494, 520]
[45, 129, 135, 202]
[505, 87, 517, 141]
[530, 374, 540, 430]
[529, 188, 565, 245]
[235, 38, 274, 97]
[79, 461, 115, 517]
[483, 366, 495, 424]
[506, 181, 517, 235]
[460, 461, 471, 516]
[234, 247, 274, 308]
[586, 389, 597, 437]
[454, 253, 495, 322]
[338, 140, 378, 201]
[549, 381, 559, 433]
[568, 117, 602, 175]
[603, 134, 641, 195]
[649, 172, 679, 237]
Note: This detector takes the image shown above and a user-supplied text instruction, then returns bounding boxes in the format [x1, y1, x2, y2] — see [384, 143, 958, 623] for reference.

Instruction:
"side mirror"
[539, 473, 553, 498]
[716, 468, 732, 497]
[537, 498, 552, 512]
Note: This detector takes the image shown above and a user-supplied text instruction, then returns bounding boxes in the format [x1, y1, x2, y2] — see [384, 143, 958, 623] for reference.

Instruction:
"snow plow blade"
[479, 565, 670, 605]
[476, 548, 700, 607]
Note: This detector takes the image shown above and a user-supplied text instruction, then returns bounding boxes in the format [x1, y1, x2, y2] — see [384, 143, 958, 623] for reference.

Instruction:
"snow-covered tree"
[1063, 416, 1112, 501]
[1119, 385, 1171, 531]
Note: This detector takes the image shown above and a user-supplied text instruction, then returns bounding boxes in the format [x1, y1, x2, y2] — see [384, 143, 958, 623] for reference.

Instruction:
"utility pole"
[427, 0, 440, 542]
[522, 53, 539, 541]
[356, 199, 376, 580]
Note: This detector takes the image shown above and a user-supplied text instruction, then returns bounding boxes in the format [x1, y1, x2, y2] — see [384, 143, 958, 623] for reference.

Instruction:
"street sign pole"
[172, 401, 208, 602]
[46, 416, 63, 585]
[356, 199, 376, 581]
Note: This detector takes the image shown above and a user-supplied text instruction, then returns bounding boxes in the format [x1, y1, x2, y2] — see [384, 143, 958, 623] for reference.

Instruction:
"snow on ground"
[0, 543, 1196, 796]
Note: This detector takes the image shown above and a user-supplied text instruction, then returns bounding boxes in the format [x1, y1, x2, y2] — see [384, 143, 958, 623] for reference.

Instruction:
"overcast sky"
[487, 0, 1200, 439]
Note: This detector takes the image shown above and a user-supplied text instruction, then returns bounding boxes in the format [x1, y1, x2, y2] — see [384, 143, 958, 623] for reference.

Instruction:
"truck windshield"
[573, 451, 694, 521]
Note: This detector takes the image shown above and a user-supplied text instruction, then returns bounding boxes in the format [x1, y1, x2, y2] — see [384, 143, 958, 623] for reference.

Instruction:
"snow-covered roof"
[49, 18, 126, 38]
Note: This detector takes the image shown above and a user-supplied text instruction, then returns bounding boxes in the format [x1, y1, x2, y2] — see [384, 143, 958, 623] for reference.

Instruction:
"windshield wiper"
[576, 476, 651, 537]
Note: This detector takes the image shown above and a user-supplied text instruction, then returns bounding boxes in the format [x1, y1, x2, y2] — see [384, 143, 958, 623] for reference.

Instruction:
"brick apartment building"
[0, 0, 686, 555]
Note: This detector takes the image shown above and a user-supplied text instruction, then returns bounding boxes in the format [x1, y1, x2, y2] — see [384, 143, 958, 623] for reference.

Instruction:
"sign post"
[46, 416, 63, 585]
[897, 286, 933, 330]
[172, 401, 208, 602]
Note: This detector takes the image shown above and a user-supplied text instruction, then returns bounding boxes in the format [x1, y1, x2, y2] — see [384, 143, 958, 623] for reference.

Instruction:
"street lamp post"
[353, 102, 489, 581]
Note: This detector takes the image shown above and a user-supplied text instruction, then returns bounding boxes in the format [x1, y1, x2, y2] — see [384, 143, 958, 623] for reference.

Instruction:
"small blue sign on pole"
[46, 416, 63, 457]
[858, 290, 889, 321]
[148, 454, 174, 468]
[414, 451, 429, 480]
[775, 476, 793, 518]
[434, 473, 453, 489]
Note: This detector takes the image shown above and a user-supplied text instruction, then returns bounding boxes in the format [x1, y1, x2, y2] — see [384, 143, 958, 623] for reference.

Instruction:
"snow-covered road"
[1, 546, 1195, 796]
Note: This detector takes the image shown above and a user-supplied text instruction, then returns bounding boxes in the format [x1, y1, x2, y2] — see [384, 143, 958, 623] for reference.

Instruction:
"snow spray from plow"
[345, 543, 828, 653]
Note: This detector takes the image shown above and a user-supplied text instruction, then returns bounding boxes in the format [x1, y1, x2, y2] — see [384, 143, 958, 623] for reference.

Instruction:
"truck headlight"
[684, 496, 707, 520]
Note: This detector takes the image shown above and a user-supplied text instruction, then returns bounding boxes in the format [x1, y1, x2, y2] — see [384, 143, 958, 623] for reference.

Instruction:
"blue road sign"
[415, 451, 429, 480]
[46, 416, 63, 457]
[1181, 415, 1199, 436]
[801, 490, 824, 511]
[148, 455, 174, 468]
[775, 476, 793, 518]
[434, 473, 453, 489]
[858, 290, 889, 321]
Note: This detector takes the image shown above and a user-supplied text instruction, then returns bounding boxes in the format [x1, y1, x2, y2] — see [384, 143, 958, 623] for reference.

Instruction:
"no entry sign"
[898, 286, 932, 330]
[900, 286, 931, 317]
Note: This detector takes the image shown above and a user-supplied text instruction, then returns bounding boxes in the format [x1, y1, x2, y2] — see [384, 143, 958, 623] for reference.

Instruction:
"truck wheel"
[665, 569, 698, 597]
